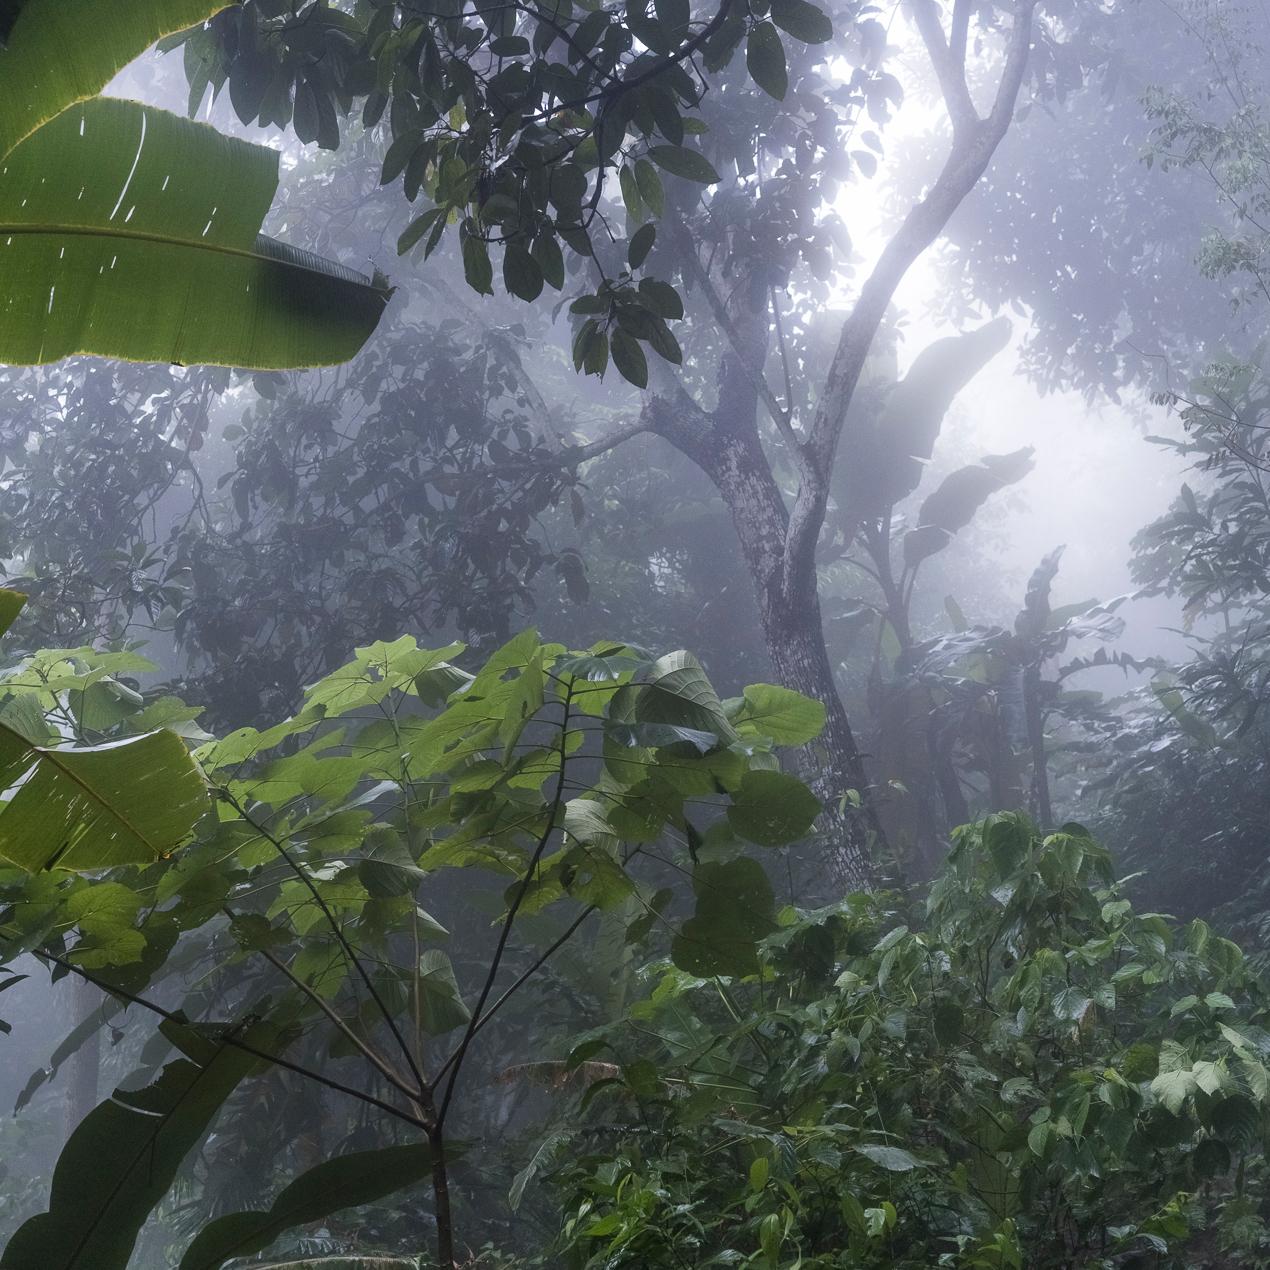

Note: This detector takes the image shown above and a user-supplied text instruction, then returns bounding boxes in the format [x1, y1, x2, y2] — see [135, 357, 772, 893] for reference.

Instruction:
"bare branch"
[683, 248, 805, 457]
[562, 417, 649, 464]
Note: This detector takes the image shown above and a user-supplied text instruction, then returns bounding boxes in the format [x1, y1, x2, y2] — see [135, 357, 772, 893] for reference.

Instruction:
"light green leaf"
[0, 726, 208, 872]
[735, 683, 826, 744]
[0, 98, 390, 368]
[1150, 1067, 1197, 1114]
[854, 1144, 921, 1172]
[0, 0, 230, 161]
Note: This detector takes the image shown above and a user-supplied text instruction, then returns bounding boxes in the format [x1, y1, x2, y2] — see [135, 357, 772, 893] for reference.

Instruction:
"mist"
[4, 1, 1270, 1266]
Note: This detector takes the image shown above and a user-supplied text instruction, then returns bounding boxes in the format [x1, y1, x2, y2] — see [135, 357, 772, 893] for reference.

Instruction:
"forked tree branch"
[782, 0, 1038, 607]
[908, 0, 979, 134]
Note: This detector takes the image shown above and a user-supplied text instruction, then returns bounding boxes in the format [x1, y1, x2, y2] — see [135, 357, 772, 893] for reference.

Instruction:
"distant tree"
[183, 0, 1081, 885]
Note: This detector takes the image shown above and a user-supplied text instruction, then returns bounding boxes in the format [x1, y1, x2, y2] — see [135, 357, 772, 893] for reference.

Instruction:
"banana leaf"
[0, 0, 230, 158]
[0, 97, 391, 368]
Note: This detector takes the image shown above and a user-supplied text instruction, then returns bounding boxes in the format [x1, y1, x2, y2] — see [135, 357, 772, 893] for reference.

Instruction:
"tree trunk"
[706, 424, 878, 891]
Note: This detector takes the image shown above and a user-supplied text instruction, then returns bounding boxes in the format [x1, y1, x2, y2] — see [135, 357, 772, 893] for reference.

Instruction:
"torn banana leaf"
[0, 97, 390, 368]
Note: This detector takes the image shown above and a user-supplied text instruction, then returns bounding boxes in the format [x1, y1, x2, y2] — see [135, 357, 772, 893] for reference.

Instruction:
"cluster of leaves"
[541, 814, 1270, 1268]
[172, 0, 893, 386]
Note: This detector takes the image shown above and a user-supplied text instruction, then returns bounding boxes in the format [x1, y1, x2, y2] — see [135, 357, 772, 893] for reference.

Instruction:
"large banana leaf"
[0, 97, 391, 367]
[0, 724, 209, 871]
[0, 0, 229, 159]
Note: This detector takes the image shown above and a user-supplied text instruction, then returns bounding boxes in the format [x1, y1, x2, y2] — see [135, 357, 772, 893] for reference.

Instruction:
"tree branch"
[907, 0, 979, 135]
[562, 417, 650, 464]
[783, 0, 1037, 607]
[32, 948, 429, 1131]
[683, 248, 806, 459]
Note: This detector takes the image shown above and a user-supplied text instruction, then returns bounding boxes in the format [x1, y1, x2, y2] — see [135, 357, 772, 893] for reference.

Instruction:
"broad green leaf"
[0, 726, 209, 872]
[735, 683, 825, 744]
[0, 589, 26, 638]
[417, 948, 471, 1034]
[671, 857, 776, 977]
[854, 1144, 921, 1172]
[647, 145, 721, 185]
[0, 98, 390, 368]
[770, 0, 833, 43]
[1151, 1067, 1197, 1114]
[634, 650, 738, 743]
[746, 22, 788, 100]
[0, 1022, 270, 1270]
[177, 1144, 434, 1270]
[611, 329, 649, 388]
[726, 769, 820, 846]
[0, 0, 229, 160]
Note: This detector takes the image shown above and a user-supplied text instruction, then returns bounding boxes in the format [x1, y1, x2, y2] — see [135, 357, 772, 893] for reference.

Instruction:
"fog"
[5, 1, 1270, 1265]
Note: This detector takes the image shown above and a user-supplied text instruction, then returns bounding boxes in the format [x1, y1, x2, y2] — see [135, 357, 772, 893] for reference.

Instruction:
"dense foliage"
[9, 0, 1270, 1267]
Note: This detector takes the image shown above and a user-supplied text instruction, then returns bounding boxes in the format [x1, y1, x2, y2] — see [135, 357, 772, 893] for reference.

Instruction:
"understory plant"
[0, 623, 827, 1269]
[545, 814, 1270, 1268]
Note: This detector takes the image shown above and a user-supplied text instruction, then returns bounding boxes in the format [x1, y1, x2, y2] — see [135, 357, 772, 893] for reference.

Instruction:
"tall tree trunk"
[703, 419, 878, 890]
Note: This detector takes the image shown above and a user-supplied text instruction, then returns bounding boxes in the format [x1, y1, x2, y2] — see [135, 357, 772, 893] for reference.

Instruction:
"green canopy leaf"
[0, 98, 391, 368]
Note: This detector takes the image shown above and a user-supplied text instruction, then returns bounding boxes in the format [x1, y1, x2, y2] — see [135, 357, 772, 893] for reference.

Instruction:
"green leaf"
[176, 1144, 434, 1270]
[727, 769, 820, 846]
[0, 588, 26, 638]
[611, 329, 649, 388]
[633, 650, 738, 743]
[634, 157, 665, 217]
[1151, 1067, 1197, 1114]
[854, 1144, 921, 1172]
[0, 98, 390, 368]
[746, 21, 788, 100]
[770, 0, 833, 43]
[0, 726, 209, 872]
[638, 277, 684, 319]
[647, 144, 721, 184]
[736, 683, 825, 744]
[417, 949, 471, 1034]
[0, 1024, 271, 1270]
[671, 857, 776, 977]
[461, 230, 494, 295]
[628, 223, 656, 270]
[503, 240, 545, 301]
[0, 0, 229, 161]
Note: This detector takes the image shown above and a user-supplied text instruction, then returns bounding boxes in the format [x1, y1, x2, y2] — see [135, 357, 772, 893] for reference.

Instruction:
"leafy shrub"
[547, 815, 1270, 1268]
